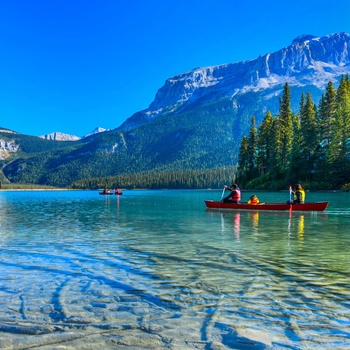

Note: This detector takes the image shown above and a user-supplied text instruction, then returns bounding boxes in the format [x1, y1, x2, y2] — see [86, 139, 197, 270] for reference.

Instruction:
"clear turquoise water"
[0, 189, 349, 349]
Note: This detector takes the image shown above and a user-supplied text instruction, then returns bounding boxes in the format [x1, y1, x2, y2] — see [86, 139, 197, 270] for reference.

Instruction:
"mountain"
[82, 127, 110, 138]
[118, 32, 350, 132]
[1, 32, 350, 187]
[39, 132, 80, 141]
[39, 127, 109, 142]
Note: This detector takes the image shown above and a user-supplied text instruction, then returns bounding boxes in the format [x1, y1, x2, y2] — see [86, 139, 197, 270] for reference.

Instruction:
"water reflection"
[219, 212, 241, 239]
[298, 215, 304, 249]
[115, 194, 121, 220]
[247, 211, 259, 238]
[213, 210, 263, 242]
[208, 209, 328, 250]
[287, 211, 292, 250]
[234, 212, 240, 238]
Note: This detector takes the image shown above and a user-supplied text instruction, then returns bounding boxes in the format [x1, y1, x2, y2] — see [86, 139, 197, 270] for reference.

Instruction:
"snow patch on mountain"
[292, 34, 317, 44]
[83, 127, 110, 138]
[0, 129, 18, 134]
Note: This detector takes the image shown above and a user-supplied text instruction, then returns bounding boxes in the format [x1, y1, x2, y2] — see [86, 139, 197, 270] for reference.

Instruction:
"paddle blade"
[220, 187, 226, 199]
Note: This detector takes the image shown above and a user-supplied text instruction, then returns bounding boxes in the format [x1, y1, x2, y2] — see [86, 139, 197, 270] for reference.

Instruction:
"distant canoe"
[205, 200, 328, 212]
[99, 191, 123, 195]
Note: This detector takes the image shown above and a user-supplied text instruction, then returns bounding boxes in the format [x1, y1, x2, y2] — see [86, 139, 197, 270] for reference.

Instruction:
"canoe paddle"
[289, 186, 293, 213]
[221, 187, 226, 199]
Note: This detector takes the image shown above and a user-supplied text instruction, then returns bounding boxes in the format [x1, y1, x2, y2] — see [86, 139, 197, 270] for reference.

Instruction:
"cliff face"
[0, 139, 20, 160]
[119, 32, 350, 131]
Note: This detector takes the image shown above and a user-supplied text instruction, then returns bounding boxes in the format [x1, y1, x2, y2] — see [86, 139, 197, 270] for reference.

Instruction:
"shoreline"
[0, 188, 72, 191]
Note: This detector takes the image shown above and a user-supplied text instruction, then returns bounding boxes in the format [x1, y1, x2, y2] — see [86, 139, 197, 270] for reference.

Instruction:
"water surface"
[0, 190, 349, 349]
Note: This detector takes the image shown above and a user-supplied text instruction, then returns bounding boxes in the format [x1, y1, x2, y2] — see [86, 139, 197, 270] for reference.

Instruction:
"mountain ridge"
[118, 32, 350, 131]
[39, 127, 109, 141]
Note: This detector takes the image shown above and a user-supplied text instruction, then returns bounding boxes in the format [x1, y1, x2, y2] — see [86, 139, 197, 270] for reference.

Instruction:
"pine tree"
[246, 116, 259, 180]
[299, 92, 319, 180]
[336, 75, 348, 105]
[257, 111, 274, 175]
[237, 136, 249, 185]
[328, 76, 350, 185]
[317, 82, 336, 181]
[319, 81, 337, 145]
[275, 83, 294, 176]
[288, 95, 302, 182]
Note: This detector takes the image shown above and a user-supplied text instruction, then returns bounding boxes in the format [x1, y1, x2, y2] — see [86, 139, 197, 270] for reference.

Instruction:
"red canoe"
[99, 191, 123, 195]
[205, 200, 328, 212]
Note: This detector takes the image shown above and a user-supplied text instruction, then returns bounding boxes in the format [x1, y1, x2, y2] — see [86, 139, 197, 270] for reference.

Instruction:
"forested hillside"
[0, 130, 81, 184]
[2, 108, 239, 187]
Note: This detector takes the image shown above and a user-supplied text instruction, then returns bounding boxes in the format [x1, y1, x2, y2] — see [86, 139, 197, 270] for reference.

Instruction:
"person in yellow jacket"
[289, 184, 305, 204]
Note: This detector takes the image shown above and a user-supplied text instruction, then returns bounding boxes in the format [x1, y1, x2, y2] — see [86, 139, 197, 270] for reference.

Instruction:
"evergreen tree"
[299, 92, 319, 180]
[336, 75, 348, 105]
[274, 83, 294, 176]
[319, 81, 337, 145]
[257, 111, 274, 175]
[328, 76, 350, 185]
[237, 136, 249, 185]
[246, 116, 259, 180]
[317, 93, 328, 162]
[288, 95, 302, 182]
[317, 82, 336, 180]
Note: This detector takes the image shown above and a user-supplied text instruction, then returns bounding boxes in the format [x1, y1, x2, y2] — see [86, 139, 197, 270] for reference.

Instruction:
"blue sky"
[1, 0, 350, 137]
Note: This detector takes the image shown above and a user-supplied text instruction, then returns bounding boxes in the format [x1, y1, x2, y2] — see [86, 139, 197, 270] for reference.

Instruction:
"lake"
[0, 189, 349, 349]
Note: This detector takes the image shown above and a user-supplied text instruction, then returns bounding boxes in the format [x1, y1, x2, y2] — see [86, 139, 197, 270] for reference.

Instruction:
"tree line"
[70, 166, 237, 190]
[237, 75, 350, 190]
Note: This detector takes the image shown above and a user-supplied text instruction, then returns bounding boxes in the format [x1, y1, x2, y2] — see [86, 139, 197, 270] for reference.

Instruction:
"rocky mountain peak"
[39, 127, 110, 142]
[39, 132, 80, 141]
[83, 127, 109, 138]
[292, 34, 317, 44]
[119, 32, 350, 131]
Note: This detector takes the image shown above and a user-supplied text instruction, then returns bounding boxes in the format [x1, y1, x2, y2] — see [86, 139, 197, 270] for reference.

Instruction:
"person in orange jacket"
[247, 194, 259, 205]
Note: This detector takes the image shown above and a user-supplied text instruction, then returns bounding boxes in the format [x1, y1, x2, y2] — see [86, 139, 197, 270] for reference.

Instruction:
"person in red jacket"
[222, 183, 241, 203]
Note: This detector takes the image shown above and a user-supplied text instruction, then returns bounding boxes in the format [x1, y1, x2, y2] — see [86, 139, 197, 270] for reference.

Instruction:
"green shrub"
[341, 183, 350, 192]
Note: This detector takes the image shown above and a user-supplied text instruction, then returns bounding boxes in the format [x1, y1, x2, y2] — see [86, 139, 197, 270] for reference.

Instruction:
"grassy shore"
[0, 183, 65, 190]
